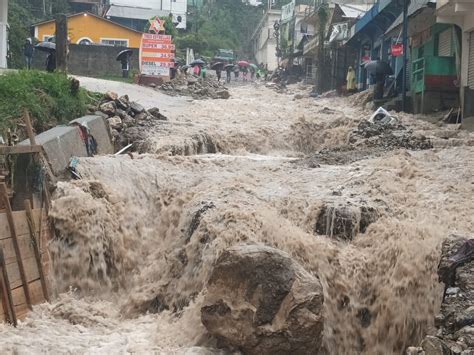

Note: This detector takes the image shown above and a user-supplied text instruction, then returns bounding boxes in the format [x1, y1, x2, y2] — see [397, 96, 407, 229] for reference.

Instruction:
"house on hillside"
[33, 12, 143, 48]
[437, 0, 474, 124]
[105, 0, 187, 32]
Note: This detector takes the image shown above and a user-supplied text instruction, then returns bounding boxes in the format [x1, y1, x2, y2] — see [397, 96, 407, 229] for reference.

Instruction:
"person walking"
[234, 65, 240, 80]
[23, 39, 34, 70]
[241, 65, 248, 82]
[346, 66, 356, 92]
[216, 67, 222, 82]
[225, 65, 233, 83]
[45, 52, 56, 72]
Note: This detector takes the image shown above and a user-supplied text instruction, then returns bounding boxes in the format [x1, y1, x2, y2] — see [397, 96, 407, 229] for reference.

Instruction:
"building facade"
[0, 0, 7, 68]
[250, 9, 282, 71]
[437, 0, 474, 121]
[34, 12, 143, 48]
[106, 0, 187, 31]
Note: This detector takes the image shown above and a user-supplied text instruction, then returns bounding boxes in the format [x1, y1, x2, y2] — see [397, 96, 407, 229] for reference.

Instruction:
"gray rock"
[99, 101, 117, 116]
[421, 336, 452, 355]
[130, 101, 145, 114]
[117, 95, 130, 110]
[201, 244, 324, 355]
[105, 91, 118, 101]
[107, 116, 122, 131]
[216, 90, 230, 99]
[148, 107, 167, 120]
[314, 204, 378, 240]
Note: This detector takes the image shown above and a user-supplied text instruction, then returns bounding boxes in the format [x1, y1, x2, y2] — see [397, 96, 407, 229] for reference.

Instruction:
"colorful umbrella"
[238, 60, 249, 67]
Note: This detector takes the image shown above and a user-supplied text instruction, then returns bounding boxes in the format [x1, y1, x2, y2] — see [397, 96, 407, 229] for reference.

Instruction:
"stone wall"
[32, 44, 139, 77]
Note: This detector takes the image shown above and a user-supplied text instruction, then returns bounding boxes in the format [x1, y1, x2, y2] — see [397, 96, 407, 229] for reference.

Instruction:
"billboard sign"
[139, 33, 174, 77]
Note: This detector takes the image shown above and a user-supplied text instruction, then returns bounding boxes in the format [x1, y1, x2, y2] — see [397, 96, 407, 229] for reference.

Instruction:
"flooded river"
[1, 82, 473, 354]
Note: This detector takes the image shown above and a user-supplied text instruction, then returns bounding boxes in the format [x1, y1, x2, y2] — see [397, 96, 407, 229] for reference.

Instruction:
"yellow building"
[33, 12, 143, 48]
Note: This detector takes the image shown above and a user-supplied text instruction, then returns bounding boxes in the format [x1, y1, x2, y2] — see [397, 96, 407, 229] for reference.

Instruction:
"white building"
[251, 9, 281, 70]
[0, 0, 7, 68]
[250, 6, 314, 71]
[106, 0, 187, 31]
[437, 0, 474, 121]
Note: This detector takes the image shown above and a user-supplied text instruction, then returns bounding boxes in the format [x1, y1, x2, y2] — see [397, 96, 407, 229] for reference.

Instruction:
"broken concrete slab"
[21, 126, 87, 175]
[70, 115, 114, 155]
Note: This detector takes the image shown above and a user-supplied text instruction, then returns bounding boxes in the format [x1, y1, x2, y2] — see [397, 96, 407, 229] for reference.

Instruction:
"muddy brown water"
[1, 83, 473, 354]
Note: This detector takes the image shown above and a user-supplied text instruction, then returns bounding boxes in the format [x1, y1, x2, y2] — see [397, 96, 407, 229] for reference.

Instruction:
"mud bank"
[1, 83, 473, 354]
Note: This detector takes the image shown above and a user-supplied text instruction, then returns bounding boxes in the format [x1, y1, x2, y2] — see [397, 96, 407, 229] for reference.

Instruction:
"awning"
[385, 0, 435, 34]
[346, 0, 402, 45]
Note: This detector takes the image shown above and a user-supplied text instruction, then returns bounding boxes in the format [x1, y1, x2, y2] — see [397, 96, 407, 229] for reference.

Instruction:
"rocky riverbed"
[0, 81, 472, 354]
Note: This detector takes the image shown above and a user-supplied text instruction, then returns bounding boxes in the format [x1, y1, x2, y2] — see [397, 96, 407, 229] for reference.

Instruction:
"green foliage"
[8, 0, 71, 69]
[179, 0, 263, 57]
[175, 33, 208, 53]
[0, 70, 92, 134]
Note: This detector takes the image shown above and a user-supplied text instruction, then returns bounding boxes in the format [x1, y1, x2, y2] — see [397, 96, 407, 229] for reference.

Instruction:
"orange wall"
[35, 14, 142, 48]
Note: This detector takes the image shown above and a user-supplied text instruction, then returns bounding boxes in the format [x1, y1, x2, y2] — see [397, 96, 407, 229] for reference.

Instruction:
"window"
[77, 37, 93, 45]
[100, 38, 129, 47]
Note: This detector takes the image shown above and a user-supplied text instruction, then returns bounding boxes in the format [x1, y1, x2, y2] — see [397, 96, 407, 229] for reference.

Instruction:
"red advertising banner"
[140, 33, 174, 77]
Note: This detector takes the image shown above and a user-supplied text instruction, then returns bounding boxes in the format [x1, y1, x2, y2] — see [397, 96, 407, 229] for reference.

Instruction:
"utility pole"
[316, 3, 327, 94]
[401, 0, 408, 112]
[55, 14, 68, 72]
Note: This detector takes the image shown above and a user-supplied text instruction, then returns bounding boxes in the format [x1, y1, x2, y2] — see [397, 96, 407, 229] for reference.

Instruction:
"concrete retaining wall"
[20, 115, 113, 175]
[32, 44, 139, 78]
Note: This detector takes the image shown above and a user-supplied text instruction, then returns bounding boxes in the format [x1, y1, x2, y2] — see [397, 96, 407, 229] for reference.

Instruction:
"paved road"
[76, 76, 190, 116]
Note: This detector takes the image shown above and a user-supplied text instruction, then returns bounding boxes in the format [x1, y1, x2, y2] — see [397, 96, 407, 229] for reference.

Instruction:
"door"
[438, 29, 452, 57]
[468, 31, 474, 89]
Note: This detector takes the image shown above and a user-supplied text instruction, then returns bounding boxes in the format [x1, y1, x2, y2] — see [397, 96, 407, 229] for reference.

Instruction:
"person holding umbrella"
[224, 63, 233, 83]
[364, 58, 393, 100]
[35, 41, 56, 72]
[211, 62, 224, 82]
[116, 49, 133, 78]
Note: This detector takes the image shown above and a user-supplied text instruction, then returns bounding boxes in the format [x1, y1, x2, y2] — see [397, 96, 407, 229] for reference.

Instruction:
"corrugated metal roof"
[106, 5, 171, 20]
[385, 0, 436, 34]
[339, 4, 372, 19]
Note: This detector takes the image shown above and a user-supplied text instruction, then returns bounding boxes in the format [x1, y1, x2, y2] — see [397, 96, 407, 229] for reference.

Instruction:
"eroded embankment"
[1, 85, 473, 354]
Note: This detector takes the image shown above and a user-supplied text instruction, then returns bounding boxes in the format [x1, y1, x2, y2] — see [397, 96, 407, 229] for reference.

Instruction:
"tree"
[7, 0, 71, 68]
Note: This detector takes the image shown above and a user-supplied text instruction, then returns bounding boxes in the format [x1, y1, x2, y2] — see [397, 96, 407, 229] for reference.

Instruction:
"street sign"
[148, 17, 164, 33]
[140, 33, 174, 77]
[391, 44, 403, 57]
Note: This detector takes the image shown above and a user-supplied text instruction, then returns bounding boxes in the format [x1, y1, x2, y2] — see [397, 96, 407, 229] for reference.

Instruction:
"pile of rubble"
[350, 118, 433, 151]
[91, 91, 167, 151]
[408, 235, 474, 355]
[159, 76, 230, 100]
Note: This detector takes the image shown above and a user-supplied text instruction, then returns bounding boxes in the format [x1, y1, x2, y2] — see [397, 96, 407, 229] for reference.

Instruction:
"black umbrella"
[211, 62, 224, 70]
[116, 49, 133, 61]
[190, 59, 206, 66]
[364, 60, 393, 75]
[224, 63, 234, 69]
[35, 42, 56, 53]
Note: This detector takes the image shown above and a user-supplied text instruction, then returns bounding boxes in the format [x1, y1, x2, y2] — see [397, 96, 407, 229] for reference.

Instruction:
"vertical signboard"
[281, 0, 296, 23]
[139, 33, 175, 77]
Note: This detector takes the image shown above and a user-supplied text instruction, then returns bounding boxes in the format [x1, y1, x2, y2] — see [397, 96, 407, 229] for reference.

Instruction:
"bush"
[0, 70, 94, 134]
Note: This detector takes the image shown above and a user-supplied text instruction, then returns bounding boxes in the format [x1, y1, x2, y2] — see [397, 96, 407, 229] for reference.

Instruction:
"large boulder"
[201, 244, 324, 355]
